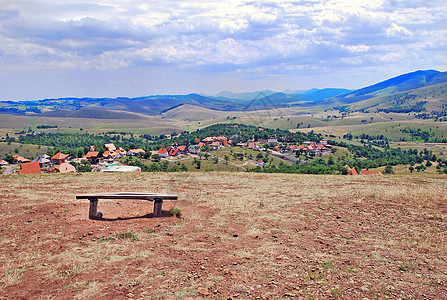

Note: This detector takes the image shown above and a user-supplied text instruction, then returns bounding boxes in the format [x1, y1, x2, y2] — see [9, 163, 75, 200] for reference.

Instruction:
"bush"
[170, 207, 183, 218]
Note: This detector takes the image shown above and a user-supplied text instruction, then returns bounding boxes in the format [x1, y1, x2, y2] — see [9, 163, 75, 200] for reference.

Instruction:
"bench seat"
[76, 192, 178, 219]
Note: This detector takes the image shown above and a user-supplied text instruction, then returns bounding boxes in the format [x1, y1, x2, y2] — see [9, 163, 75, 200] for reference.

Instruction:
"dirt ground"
[1, 172, 446, 299]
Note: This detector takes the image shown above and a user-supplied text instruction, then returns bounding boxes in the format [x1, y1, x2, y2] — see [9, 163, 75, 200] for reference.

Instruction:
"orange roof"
[51, 152, 69, 160]
[274, 146, 280, 151]
[104, 143, 116, 151]
[56, 162, 76, 173]
[248, 142, 255, 147]
[159, 148, 167, 154]
[297, 145, 304, 149]
[103, 150, 111, 157]
[129, 148, 145, 153]
[198, 143, 204, 148]
[360, 170, 374, 175]
[289, 145, 296, 149]
[178, 146, 186, 151]
[85, 151, 99, 158]
[258, 159, 263, 163]
[14, 155, 31, 163]
[211, 141, 221, 146]
[348, 168, 358, 175]
[19, 161, 41, 174]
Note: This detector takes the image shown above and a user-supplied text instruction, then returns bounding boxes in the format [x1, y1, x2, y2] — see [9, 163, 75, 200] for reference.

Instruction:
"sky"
[0, 0, 446, 100]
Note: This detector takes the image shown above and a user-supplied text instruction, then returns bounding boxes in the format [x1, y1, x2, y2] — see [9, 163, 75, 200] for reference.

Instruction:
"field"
[1, 172, 446, 299]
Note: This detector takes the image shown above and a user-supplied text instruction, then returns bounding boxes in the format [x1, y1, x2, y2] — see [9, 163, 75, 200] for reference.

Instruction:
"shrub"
[170, 207, 183, 218]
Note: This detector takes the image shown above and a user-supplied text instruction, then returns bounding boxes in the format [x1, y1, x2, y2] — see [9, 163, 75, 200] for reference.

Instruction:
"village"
[1, 130, 382, 175]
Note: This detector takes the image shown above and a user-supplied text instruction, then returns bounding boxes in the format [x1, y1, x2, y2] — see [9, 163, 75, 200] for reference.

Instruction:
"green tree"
[384, 165, 394, 174]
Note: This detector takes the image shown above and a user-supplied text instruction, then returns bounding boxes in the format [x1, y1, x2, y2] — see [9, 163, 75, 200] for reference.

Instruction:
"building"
[13, 155, 31, 164]
[188, 145, 201, 154]
[56, 162, 76, 173]
[104, 143, 116, 152]
[51, 152, 69, 165]
[158, 148, 168, 158]
[32, 154, 51, 168]
[127, 149, 145, 156]
[85, 151, 101, 164]
[18, 161, 41, 174]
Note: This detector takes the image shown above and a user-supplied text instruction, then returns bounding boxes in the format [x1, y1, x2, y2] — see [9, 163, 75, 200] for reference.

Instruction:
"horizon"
[1, 1, 446, 100]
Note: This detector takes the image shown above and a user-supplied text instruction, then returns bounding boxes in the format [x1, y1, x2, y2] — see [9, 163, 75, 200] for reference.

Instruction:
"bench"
[76, 192, 178, 219]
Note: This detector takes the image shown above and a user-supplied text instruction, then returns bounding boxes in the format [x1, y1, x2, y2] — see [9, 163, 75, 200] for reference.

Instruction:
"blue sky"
[0, 0, 446, 100]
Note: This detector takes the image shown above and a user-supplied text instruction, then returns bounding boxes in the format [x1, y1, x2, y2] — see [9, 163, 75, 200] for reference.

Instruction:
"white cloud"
[0, 0, 446, 98]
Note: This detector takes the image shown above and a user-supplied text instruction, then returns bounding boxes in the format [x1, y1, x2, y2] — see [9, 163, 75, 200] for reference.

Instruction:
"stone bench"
[76, 192, 178, 219]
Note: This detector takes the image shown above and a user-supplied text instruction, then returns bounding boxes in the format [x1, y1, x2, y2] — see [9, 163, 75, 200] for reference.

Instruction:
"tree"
[384, 165, 394, 174]
[409, 166, 414, 173]
[180, 164, 189, 171]
[152, 154, 161, 162]
[224, 155, 229, 164]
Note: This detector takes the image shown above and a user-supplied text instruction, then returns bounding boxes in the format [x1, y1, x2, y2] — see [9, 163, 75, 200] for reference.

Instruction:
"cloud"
[0, 0, 446, 98]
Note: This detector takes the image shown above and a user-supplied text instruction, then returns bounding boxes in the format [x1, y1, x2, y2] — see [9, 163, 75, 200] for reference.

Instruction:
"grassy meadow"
[1, 172, 446, 299]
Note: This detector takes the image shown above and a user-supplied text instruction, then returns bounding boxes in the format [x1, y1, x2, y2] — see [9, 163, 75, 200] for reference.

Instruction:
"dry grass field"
[1, 172, 446, 299]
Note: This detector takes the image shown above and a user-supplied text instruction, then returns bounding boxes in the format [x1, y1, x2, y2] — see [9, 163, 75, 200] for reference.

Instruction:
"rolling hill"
[1, 70, 446, 118]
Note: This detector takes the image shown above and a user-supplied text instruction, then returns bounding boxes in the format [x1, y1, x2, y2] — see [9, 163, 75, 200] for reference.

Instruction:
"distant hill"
[213, 90, 277, 100]
[337, 70, 447, 103]
[1, 70, 445, 117]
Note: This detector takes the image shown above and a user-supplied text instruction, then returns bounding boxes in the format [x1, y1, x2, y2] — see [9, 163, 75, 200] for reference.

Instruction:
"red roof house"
[19, 161, 41, 174]
[51, 152, 69, 164]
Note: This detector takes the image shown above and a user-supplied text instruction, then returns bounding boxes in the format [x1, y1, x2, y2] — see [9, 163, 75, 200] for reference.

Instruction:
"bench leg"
[89, 198, 99, 219]
[153, 198, 163, 217]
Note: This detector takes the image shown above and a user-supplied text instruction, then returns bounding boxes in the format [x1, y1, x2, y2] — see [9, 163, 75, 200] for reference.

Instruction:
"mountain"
[213, 90, 277, 100]
[1, 69, 445, 117]
[337, 70, 446, 103]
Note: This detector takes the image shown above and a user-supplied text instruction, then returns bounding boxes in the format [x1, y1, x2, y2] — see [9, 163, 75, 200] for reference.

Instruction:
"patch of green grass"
[116, 230, 139, 242]
[170, 207, 183, 218]
[96, 237, 116, 243]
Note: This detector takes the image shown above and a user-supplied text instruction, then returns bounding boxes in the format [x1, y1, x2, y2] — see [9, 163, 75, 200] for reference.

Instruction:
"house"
[127, 149, 145, 156]
[247, 142, 256, 149]
[85, 151, 101, 164]
[18, 161, 41, 174]
[32, 154, 51, 168]
[257, 159, 264, 167]
[361, 170, 383, 175]
[169, 148, 179, 156]
[343, 165, 358, 175]
[188, 145, 201, 154]
[319, 140, 328, 146]
[177, 146, 187, 154]
[0, 160, 8, 166]
[348, 168, 358, 175]
[115, 147, 127, 157]
[202, 137, 214, 144]
[51, 152, 69, 165]
[13, 155, 31, 164]
[100, 166, 141, 172]
[267, 138, 278, 146]
[211, 141, 222, 150]
[198, 142, 204, 148]
[158, 148, 168, 158]
[56, 162, 76, 173]
[104, 143, 116, 152]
